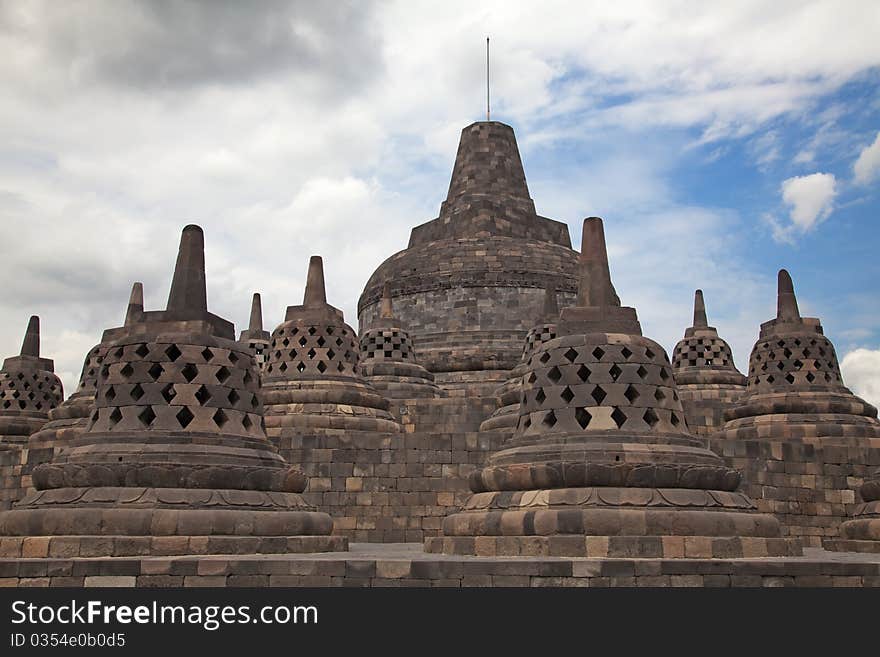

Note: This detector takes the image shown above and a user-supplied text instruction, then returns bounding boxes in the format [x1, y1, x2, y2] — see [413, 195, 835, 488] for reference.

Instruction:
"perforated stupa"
[0, 317, 63, 450]
[262, 256, 401, 436]
[428, 218, 794, 558]
[358, 283, 443, 399]
[671, 290, 747, 435]
[0, 225, 344, 556]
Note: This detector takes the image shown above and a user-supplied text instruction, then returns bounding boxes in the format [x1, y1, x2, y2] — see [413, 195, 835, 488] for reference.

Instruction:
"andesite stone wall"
[270, 396, 504, 542]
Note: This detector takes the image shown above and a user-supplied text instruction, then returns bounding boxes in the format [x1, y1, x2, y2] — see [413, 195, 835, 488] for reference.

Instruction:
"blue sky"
[0, 0, 878, 404]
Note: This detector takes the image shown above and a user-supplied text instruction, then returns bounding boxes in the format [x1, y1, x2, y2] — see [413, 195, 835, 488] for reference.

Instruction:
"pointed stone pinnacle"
[777, 269, 801, 322]
[380, 282, 394, 319]
[20, 315, 40, 358]
[576, 217, 620, 308]
[303, 256, 327, 308]
[693, 289, 708, 328]
[249, 293, 263, 332]
[542, 287, 559, 321]
[124, 282, 144, 326]
[166, 225, 207, 313]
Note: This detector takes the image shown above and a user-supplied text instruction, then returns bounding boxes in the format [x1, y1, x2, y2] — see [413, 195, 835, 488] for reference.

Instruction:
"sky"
[0, 0, 878, 405]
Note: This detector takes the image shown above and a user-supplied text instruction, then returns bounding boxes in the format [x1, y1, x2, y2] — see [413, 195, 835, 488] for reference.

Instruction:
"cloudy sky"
[1, 0, 878, 405]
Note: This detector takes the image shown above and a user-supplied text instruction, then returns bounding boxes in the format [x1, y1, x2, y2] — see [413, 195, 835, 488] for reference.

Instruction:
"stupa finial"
[777, 269, 801, 322]
[20, 315, 40, 358]
[248, 293, 263, 333]
[380, 282, 394, 319]
[303, 256, 327, 308]
[124, 282, 144, 326]
[693, 289, 708, 328]
[576, 217, 620, 308]
[166, 225, 207, 313]
[542, 287, 559, 321]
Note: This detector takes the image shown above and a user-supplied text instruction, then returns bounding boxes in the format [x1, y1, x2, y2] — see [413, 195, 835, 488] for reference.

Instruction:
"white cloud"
[841, 348, 880, 407]
[853, 131, 880, 185]
[782, 173, 838, 229]
[0, 1, 879, 395]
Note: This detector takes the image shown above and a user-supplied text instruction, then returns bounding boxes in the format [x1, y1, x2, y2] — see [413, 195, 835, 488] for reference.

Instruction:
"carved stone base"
[431, 486, 795, 558]
[0, 486, 339, 554]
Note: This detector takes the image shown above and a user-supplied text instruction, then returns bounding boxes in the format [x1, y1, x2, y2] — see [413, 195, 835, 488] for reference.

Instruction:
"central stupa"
[359, 121, 579, 395]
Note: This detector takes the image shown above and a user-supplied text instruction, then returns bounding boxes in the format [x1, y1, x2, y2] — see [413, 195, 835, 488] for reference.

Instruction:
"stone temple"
[359, 121, 579, 396]
[2, 118, 880, 587]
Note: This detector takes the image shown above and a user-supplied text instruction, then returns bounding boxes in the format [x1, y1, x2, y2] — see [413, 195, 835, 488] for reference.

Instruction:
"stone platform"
[1, 542, 879, 587]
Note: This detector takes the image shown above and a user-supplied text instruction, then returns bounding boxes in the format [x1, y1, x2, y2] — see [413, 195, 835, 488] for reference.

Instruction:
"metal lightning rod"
[486, 37, 490, 121]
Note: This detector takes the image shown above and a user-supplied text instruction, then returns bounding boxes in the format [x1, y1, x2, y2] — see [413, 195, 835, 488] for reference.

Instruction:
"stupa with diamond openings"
[427, 217, 795, 558]
[358, 283, 443, 400]
[0, 225, 344, 556]
[262, 256, 401, 435]
[22, 283, 146, 491]
[671, 290, 747, 436]
[0, 317, 63, 450]
[711, 270, 880, 546]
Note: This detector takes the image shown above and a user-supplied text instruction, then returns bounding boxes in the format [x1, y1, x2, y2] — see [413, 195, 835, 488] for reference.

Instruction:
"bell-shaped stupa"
[358, 283, 443, 399]
[428, 218, 794, 558]
[238, 293, 271, 372]
[717, 270, 878, 440]
[671, 290, 747, 435]
[0, 316, 63, 449]
[23, 283, 145, 482]
[0, 226, 344, 556]
[359, 121, 579, 396]
[262, 256, 401, 436]
[479, 286, 560, 433]
[712, 269, 880, 545]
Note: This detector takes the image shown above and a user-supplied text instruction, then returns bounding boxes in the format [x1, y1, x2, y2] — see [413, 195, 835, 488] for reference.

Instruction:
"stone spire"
[124, 282, 144, 326]
[431, 217, 791, 559]
[693, 289, 708, 328]
[441, 121, 533, 217]
[575, 217, 620, 308]
[304, 255, 327, 308]
[560, 217, 639, 334]
[0, 225, 344, 556]
[249, 292, 264, 333]
[238, 292, 271, 372]
[672, 289, 746, 436]
[19, 316, 40, 358]
[776, 269, 800, 322]
[146, 225, 233, 338]
[359, 281, 443, 400]
[166, 224, 207, 313]
[379, 283, 394, 319]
